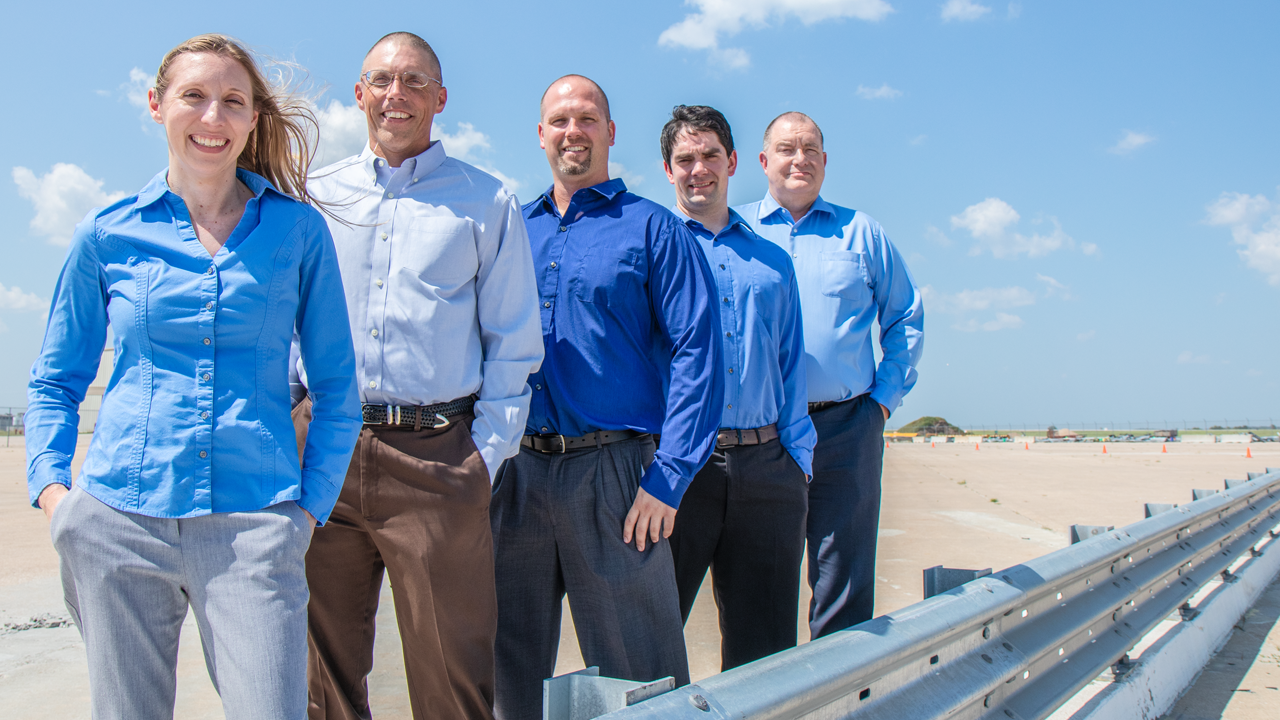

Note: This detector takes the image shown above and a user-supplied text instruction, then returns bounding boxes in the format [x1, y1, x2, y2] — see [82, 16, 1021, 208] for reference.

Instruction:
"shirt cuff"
[639, 461, 687, 509]
[787, 446, 813, 478]
[27, 454, 73, 509]
[869, 387, 899, 416]
[476, 440, 501, 485]
[297, 468, 342, 526]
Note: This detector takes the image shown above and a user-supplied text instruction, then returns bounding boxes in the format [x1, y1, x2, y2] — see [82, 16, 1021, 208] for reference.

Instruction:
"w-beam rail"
[595, 468, 1280, 720]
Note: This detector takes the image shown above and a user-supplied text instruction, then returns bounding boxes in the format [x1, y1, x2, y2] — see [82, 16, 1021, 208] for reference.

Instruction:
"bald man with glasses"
[293, 32, 542, 720]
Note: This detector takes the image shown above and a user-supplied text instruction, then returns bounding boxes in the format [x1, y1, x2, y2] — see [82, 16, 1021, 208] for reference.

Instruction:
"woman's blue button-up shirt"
[26, 169, 361, 524]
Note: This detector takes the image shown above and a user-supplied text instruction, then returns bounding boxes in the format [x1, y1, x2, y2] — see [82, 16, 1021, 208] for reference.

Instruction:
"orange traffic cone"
[931, 441, 936, 448]
[1162, 444, 1167, 453]
[1024, 442, 1029, 450]
[1247, 446, 1253, 459]
[975, 442, 980, 451]
[1102, 444, 1108, 454]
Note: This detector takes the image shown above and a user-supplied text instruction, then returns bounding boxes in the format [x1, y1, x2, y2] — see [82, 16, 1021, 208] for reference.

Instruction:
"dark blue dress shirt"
[523, 179, 724, 508]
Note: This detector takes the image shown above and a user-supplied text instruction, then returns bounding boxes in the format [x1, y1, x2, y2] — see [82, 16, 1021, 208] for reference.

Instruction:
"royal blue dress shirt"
[736, 194, 923, 413]
[524, 179, 724, 508]
[676, 208, 816, 477]
[26, 169, 362, 524]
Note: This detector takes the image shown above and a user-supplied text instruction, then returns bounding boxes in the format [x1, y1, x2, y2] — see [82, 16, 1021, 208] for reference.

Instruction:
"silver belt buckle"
[557, 433, 567, 453]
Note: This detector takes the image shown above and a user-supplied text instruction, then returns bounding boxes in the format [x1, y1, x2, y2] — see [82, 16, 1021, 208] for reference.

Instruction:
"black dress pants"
[669, 438, 809, 671]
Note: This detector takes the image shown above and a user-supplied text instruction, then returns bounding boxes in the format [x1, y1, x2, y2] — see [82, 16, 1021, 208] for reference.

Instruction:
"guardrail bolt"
[689, 694, 710, 712]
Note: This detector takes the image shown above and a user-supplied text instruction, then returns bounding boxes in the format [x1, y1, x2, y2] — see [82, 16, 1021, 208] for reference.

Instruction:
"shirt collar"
[360, 140, 446, 184]
[758, 191, 834, 224]
[536, 177, 629, 215]
[673, 206, 752, 238]
[136, 167, 278, 209]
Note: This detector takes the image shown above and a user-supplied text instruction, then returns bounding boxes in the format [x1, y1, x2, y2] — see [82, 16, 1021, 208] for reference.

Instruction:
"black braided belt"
[521, 429, 647, 454]
[361, 395, 476, 430]
[715, 424, 778, 448]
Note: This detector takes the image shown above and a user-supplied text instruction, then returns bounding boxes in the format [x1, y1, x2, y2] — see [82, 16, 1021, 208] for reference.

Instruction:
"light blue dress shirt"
[299, 143, 544, 481]
[676, 208, 816, 476]
[26, 169, 362, 524]
[736, 194, 924, 413]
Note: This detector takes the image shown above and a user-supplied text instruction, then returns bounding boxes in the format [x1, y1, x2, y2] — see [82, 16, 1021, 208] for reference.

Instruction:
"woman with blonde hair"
[25, 34, 361, 718]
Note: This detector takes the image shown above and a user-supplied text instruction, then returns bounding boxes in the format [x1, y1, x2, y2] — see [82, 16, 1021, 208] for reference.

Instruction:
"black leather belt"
[361, 394, 475, 430]
[521, 429, 647, 454]
[716, 424, 778, 448]
[809, 399, 851, 414]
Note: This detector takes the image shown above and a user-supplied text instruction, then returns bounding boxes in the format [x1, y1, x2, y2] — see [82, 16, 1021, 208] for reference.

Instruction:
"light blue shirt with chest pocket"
[735, 194, 924, 414]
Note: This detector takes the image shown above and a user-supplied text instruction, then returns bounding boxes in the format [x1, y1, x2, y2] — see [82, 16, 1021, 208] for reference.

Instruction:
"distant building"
[78, 341, 114, 434]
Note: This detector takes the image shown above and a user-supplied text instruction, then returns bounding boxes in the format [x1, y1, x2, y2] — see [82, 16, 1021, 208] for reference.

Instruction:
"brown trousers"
[295, 397, 496, 720]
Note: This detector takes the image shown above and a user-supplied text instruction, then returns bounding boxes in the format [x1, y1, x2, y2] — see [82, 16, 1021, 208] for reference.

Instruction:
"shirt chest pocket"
[573, 248, 645, 306]
[397, 217, 478, 292]
[820, 251, 872, 301]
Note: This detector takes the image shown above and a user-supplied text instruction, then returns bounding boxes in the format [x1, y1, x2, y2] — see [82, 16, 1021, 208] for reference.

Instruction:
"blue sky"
[3, 1, 1277, 429]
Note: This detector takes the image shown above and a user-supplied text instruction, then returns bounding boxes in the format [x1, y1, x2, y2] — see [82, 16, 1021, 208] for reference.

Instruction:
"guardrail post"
[543, 668, 674, 720]
[1144, 503, 1177, 518]
[1225, 478, 1247, 489]
[922, 565, 992, 598]
[1070, 524, 1114, 543]
[1192, 489, 1219, 501]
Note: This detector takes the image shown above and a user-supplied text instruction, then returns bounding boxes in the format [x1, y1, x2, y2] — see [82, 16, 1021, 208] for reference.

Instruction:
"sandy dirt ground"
[1, 437, 1276, 719]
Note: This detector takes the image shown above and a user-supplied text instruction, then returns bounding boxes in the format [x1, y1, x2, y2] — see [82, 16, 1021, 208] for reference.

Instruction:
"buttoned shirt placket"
[692, 221, 744, 426]
[528, 193, 584, 435]
[362, 157, 416, 398]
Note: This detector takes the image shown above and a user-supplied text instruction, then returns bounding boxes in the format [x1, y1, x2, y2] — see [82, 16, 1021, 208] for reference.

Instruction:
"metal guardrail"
[591, 468, 1280, 720]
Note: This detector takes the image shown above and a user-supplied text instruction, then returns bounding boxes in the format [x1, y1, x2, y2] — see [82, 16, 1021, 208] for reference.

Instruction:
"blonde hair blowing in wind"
[153, 33, 319, 203]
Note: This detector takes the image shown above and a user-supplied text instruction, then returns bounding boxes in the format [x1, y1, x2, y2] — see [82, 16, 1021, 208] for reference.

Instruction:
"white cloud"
[924, 224, 951, 245]
[1036, 273, 1072, 299]
[659, 0, 893, 69]
[609, 162, 645, 189]
[955, 313, 1024, 332]
[1007, 2, 1022, 19]
[0, 282, 45, 312]
[311, 100, 370, 169]
[123, 68, 151, 110]
[941, 0, 991, 22]
[925, 285, 1035, 314]
[856, 83, 902, 100]
[950, 197, 1088, 258]
[1205, 189, 1280, 285]
[1177, 350, 1211, 365]
[13, 164, 127, 246]
[434, 121, 523, 194]
[1109, 130, 1155, 155]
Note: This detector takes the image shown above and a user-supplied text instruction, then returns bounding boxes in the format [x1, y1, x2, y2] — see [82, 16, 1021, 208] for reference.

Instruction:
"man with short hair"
[736, 112, 924, 639]
[661, 105, 815, 670]
[295, 32, 543, 720]
[489, 76, 723, 720]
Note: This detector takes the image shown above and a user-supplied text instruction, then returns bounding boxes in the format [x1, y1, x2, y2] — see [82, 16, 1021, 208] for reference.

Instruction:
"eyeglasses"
[361, 70, 441, 90]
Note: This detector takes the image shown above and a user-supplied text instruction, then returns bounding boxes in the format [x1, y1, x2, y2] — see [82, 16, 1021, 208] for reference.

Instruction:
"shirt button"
[203, 373, 211, 381]
[205, 302, 213, 310]
[726, 332, 732, 338]
[543, 301, 551, 308]
[723, 297, 729, 303]
[201, 411, 209, 420]
[380, 232, 389, 240]
[205, 266, 214, 275]
[368, 380, 377, 389]
[387, 192, 395, 198]
[728, 368, 734, 374]
[375, 278, 384, 287]
[202, 338, 211, 345]
[541, 426, 549, 432]
[559, 226, 567, 232]
[719, 264, 725, 269]
[535, 384, 542, 390]
[550, 262, 557, 269]
[371, 329, 379, 337]
[728, 404, 733, 409]
[375, 159, 382, 166]
[412, 178, 419, 183]
[198, 450, 207, 459]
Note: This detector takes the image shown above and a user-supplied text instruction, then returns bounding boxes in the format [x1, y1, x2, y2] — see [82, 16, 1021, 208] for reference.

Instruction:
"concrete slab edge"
[1067, 522, 1280, 720]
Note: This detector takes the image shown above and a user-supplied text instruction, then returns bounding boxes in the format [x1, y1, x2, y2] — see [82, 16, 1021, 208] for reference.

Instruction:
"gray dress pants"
[52, 485, 313, 720]
[489, 436, 689, 720]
